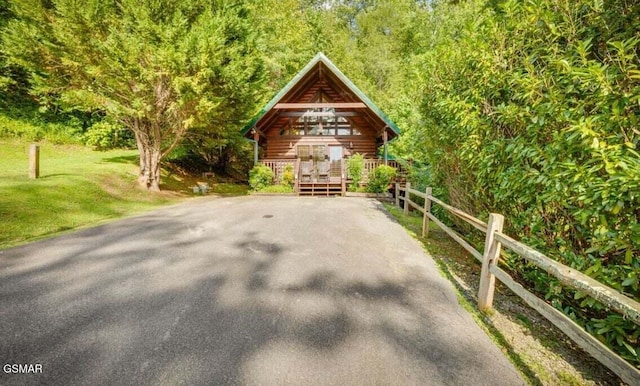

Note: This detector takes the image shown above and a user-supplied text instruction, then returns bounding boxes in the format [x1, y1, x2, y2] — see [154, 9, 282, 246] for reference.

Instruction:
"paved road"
[0, 196, 523, 385]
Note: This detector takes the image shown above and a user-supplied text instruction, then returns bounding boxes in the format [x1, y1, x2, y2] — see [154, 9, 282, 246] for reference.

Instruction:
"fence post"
[422, 187, 432, 238]
[29, 143, 40, 179]
[395, 182, 400, 207]
[403, 182, 411, 215]
[478, 213, 505, 311]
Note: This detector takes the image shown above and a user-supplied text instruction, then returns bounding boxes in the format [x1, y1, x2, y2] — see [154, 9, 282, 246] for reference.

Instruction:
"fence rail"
[394, 183, 640, 385]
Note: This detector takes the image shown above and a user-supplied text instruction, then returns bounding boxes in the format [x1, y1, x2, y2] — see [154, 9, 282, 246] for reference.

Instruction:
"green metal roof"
[241, 52, 400, 137]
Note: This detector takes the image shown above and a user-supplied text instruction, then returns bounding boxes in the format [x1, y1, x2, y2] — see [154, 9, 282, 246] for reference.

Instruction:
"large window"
[296, 145, 326, 160]
[279, 108, 362, 136]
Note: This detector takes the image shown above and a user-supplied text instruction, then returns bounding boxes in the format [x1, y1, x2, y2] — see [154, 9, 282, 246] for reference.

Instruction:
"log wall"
[264, 136, 378, 159]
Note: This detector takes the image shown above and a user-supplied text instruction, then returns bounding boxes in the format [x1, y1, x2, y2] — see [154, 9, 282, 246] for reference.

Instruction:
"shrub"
[281, 164, 294, 188]
[248, 165, 274, 191]
[83, 121, 132, 150]
[367, 165, 396, 193]
[347, 153, 364, 192]
[411, 0, 640, 365]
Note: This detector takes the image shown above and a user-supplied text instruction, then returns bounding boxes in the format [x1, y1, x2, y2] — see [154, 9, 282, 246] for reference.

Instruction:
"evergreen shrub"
[249, 165, 274, 191]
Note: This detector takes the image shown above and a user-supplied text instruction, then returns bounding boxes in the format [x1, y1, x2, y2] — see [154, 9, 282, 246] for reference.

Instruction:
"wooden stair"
[298, 182, 343, 196]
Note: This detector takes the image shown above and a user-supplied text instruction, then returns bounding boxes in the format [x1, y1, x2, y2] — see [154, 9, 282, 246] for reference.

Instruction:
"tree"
[0, 0, 30, 105]
[3, 0, 267, 190]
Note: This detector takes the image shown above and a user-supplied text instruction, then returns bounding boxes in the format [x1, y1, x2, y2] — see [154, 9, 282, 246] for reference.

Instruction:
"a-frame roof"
[241, 52, 400, 138]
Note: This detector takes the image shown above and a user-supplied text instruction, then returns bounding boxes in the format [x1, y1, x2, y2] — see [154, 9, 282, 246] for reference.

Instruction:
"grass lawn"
[0, 138, 247, 249]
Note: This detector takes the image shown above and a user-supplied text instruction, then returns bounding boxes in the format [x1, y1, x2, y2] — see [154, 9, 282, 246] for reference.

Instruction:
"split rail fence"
[395, 182, 640, 385]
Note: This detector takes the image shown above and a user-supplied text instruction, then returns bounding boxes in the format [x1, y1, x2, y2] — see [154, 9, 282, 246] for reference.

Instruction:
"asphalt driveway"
[0, 196, 523, 385]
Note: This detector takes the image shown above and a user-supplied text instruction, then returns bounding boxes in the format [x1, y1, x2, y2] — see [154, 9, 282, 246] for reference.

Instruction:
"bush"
[248, 165, 274, 191]
[367, 165, 396, 193]
[0, 114, 80, 143]
[281, 164, 294, 188]
[347, 153, 364, 192]
[411, 0, 640, 365]
[83, 121, 133, 150]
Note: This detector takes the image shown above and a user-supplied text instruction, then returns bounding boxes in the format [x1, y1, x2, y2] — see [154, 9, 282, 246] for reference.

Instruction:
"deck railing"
[362, 159, 400, 179]
[394, 182, 640, 385]
[259, 159, 297, 185]
[260, 157, 403, 194]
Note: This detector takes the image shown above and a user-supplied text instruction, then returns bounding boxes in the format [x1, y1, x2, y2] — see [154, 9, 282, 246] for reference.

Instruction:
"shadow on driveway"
[0, 197, 524, 385]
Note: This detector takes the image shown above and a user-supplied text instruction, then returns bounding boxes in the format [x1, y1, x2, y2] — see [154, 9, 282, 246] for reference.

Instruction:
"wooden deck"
[259, 158, 402, 196]
[298, 181, 343, 196]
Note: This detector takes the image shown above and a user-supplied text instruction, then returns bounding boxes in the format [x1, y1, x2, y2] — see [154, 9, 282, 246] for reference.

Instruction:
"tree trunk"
[133, 123, 162, 191]
[134, 131, 148, 189]
[149, 147, 161, 192]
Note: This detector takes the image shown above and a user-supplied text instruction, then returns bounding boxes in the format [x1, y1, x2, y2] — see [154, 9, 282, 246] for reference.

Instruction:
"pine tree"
[3, 0, 267, 191]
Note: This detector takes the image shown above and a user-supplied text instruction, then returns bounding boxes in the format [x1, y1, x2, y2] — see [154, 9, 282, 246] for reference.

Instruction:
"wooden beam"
[383, 129, 388, 165]
[429, 195, 488, 232]
[251, 129, 259, 166]
[496, 232, 640, 326]
[427, 212, 484, 262]
[274, 103, 367, 109]
[491, 266, 640, 385]
[280, 111, 359, 117]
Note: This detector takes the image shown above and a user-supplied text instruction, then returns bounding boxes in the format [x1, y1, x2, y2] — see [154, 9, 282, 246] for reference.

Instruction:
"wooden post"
[29, 143, 40, 179]
[478, 213, 505, 311]
[340, 158, 346, 196]
[253, 131, 260, 166]
[294, 158, 301, 194]
[403, 182, 410, 215]
[422, 187, 432, 238]
[395, 182, 400, 207]
[382, 129, 388, 166]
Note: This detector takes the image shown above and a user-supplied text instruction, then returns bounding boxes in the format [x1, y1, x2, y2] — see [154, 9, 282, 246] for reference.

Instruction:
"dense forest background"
[1, 0, 638, 368]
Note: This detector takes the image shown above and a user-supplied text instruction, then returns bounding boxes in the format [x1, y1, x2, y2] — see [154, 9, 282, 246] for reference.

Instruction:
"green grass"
[254, 185, 294, 193]
[0, 138, 252, 249]
[210, 183, 250, 196]
[0, 138, 188, 248]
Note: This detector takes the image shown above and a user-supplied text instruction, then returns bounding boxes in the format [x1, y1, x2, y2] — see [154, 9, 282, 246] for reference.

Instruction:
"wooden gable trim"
[274, 103, 367, 109]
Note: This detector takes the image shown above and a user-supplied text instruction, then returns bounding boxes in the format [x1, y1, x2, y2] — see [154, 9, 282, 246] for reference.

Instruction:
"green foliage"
[248, 164, 293, 193]
[258, 184, 294, 193]
[366, 165, 396, 193]
[281, 164, 295, 188]
[407, 0, 640, 366]
[347, 153, 365, 192]
[248, 165, 274, 191]
[0, 112, 83, 144]
[404, 161, 452, 226]
[83, 120, 133, 150]
[2, 0, 638, 365]
[2, 0, 269, 190]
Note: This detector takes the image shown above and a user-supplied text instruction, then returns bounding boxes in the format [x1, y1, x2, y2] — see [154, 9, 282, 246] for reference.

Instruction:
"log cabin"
[242, 53, 401, 196]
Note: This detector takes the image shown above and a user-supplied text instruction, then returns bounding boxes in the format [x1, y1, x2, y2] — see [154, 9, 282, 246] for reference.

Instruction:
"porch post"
[383, 129, 388, 166]
[253, 129, 259, 166]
